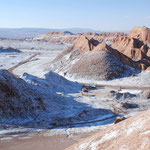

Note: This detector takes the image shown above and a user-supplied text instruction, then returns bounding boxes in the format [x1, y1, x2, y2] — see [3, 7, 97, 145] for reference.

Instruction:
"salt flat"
[0, 39, 66, 77]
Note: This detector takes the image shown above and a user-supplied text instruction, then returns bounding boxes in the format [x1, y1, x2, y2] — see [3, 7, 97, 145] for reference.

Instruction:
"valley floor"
[0, 39, 150, 150]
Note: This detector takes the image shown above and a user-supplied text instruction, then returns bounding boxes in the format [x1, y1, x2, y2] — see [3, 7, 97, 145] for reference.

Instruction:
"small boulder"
[114, 117, 126, 124]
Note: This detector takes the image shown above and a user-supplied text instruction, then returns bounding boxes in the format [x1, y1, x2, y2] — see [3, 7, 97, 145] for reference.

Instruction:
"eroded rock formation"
[112, 26, 150, 70]
[50, 35, 134, 80]
[128, 26, 150, 43]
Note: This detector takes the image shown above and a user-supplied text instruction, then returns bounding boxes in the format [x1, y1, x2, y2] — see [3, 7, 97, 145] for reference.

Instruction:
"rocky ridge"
[34, 31, 127, 44]
[50, 34, 135, 80]
[112, 26, 150, 70]
[128, 26, 150, 43]
[49, 26, 150, 80]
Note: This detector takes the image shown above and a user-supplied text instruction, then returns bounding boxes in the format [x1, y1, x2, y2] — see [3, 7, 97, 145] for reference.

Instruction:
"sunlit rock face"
[50, 35, 135, 80]
[128, 26, 150, 43]
[112, 26, 150, 70]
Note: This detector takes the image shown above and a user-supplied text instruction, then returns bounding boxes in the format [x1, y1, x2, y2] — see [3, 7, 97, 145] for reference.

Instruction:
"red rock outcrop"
[34, 31, 127, 44]
[66, 110, 150, 150]
[112, 36, 148, 59]
[49, 26, 150, 80]
[73, 36, 135, 68]
[50, 35, 135, 80]
[95, 43, 135, 68]
[34, 31, 77, 43]
[73, 35, 99, 52]
[112, 26, 150, 70]
[129, 26, 150, 43]
[82, 32, 127, 45]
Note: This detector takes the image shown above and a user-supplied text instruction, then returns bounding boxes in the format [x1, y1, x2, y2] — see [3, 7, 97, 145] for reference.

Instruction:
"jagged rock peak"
[129, 26, 150, 43]
[112, 27, 150, 70]
[73, 35, 99, 52]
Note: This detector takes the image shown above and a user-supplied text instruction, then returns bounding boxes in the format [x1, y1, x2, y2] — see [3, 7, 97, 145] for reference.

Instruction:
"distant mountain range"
[0, 28, 101, 39]
[0, 28, 129, 40]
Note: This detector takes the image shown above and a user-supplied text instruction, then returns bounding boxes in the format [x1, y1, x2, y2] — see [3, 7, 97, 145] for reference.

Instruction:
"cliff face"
[66, 110, 150, 150]
[112, 26, 150, 70]
[128, 26, 150, 43]
[73, 35, 99, 52]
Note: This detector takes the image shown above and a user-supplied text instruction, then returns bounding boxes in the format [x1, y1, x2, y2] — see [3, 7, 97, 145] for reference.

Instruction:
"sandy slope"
[0, 134, 75, 150]
[66, 110, 150, 150]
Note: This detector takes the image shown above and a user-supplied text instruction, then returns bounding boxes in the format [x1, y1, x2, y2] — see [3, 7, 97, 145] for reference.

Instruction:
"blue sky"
[0, 0, 150, 31]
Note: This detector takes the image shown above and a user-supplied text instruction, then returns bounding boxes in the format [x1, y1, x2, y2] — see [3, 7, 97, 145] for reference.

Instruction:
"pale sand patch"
[0, 134, 74, 150]
[0, 131, 95, 150]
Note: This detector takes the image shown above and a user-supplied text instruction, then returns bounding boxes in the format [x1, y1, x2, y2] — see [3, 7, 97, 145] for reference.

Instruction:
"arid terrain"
[0, 26, 150, 150]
